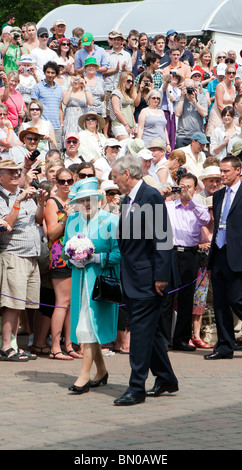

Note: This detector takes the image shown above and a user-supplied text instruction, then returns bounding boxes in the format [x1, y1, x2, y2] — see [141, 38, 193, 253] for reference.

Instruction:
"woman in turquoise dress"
[63, 177, 121, 394]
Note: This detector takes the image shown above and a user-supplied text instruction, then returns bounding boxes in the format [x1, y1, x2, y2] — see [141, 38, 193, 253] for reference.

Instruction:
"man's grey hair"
[112, 153, 143, 179]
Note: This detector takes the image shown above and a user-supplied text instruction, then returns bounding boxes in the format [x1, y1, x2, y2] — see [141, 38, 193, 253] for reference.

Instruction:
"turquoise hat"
[68, 177, 104, 204]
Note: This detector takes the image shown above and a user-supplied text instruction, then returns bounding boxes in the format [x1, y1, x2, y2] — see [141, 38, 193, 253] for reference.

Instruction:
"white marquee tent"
[37, 0, 242, 61]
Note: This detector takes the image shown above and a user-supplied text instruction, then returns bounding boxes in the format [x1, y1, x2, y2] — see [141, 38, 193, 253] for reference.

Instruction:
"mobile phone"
[0, 225, 6, 232]
[34, 167, 42, 174]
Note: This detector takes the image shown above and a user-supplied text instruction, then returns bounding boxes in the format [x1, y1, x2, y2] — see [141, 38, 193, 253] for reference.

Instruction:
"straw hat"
[0, 159, 23, 170]
[199, 166, 221, 180]
[78, 111, 105, 131]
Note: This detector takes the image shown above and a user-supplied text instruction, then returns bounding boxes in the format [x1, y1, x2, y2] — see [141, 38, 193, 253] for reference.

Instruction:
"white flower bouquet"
[64, 233, 95, 267]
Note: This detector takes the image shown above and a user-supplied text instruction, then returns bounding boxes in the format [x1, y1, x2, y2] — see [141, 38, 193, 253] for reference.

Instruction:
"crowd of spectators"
[1, 14, 242, 362]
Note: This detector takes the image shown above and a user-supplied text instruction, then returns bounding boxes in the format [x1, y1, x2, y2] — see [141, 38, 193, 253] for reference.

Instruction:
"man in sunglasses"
[63, 132, 83, 168]
[30, 27, 59, 81]
[9, 126, 45, 166]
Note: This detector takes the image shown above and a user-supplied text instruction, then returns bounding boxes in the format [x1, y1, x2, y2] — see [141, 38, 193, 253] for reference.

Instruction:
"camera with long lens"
[13, 33, 20, 40]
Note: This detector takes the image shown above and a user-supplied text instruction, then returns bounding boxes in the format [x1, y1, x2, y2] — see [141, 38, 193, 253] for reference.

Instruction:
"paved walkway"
[1, 335, 242, 451]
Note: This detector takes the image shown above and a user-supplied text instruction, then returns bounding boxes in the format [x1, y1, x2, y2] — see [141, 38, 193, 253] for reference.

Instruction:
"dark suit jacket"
[208, 182, 242, 272]
[118, 181, 173, 299]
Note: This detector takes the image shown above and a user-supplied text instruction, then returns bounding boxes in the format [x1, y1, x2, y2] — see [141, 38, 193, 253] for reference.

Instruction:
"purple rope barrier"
[0, 269, 207, 309]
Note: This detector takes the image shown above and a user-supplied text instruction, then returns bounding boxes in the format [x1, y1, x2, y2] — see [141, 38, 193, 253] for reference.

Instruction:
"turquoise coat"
[63, 209, 121, 345]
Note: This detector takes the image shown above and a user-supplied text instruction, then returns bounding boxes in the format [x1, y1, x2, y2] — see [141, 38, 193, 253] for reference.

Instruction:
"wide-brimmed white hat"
[101, 180, 120, 192]
[16, 54, 36, 66]
[199, 166, 221, 180]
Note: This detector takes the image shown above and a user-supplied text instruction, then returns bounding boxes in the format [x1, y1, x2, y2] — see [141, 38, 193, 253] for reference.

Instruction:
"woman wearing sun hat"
[63, 176, 121, 394]
[78, 110, 107, 162]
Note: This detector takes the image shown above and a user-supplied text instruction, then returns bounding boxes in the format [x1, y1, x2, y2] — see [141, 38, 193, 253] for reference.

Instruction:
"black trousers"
[159, 250, 199, 346]
[124, 295, 178, 397]
[211, 246, 242, 357]
[173, 249, 200, 345]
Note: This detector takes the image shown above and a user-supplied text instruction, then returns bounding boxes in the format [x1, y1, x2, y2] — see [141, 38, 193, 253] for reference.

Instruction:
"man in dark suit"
[205, 155, 242, 360]
[112, 154, 178, 406]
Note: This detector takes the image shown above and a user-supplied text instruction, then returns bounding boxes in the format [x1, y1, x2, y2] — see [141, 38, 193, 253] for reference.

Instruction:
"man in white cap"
[0, 27, 27, 73]
[148, 138, 167, 181]
[137, 148, 161, 189]
[194, 165, 222, 204]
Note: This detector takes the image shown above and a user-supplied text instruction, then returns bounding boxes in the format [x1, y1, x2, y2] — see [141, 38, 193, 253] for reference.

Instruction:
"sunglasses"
[106, 191, 120, 196]
[86, 117, 97, 121]
[30, 108, 41, 111]
[217, 56, 226, 59]
[26, 137, 39, 142]
[227, 71, 236, 75]
[78, 173, 95, 179]
[61, 42, 70, 46]
[151, 96, 160, 100]
[66, 139, 78, 144]
[0, 113, 7, 116]
[57, 178, 74, 185]
[126, 79, 133, 84]
[40, 34, 49, 38]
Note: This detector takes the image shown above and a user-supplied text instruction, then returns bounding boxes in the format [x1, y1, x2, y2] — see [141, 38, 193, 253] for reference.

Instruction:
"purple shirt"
[166, 197, 210, 247]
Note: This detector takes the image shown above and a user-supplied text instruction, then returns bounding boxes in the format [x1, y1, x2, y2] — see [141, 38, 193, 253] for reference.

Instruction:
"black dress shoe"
[114, 392, 145, 406]
[68, 381, 90, 394]
[173, 341, 196, 352]
[146, 382, 179, 397]
[90, 372, 108, 388]
[234, 343, 242, 351]
[204, 351, 233, 360]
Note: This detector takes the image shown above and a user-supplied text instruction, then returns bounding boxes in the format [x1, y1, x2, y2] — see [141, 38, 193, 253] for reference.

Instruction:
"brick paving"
[1, 336, 242, 451]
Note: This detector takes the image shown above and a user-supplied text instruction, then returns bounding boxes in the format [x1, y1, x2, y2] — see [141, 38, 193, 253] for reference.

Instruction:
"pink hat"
[65, 132, 80, 141]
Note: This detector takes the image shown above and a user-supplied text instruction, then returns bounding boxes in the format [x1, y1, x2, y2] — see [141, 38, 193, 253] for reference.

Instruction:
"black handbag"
[92, 254, 123, 304]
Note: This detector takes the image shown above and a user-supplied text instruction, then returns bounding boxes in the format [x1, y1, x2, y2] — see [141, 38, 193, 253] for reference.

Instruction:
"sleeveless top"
[206, 82, 236, 137]
[48, 197, 68, 270]
[142, 110, 167, 147]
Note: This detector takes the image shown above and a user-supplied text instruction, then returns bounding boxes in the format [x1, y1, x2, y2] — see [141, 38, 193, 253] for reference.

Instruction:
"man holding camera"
[175, 78, 208, 148]
[9, 126, 45, 165]
[0, 27, 27, 73]
[164, 172, 210, 351]
[0, 159, 47, 362]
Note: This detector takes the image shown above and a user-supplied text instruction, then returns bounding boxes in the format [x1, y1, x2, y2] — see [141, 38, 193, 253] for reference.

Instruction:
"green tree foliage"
[0, 0, 141, 29]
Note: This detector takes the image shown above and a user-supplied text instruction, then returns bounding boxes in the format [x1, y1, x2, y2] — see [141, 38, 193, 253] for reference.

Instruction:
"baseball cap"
[54, 19, 66, 26]
[216, 63, 227, 76]
[137, 149, 154, 160]
[37, 27, 49, 37]
[82, 32, 94, 46]
[65, 132, 80, 141]
[166, 29, 177, 37]
[231, 140, 242, 157]
[192, 132, 209, 145]
[104, 138, 121, 148]
[109, 30, 125, 40]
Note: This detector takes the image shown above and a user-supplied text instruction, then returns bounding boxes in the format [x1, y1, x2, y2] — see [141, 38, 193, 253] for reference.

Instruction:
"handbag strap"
[102, 253, 117, 279]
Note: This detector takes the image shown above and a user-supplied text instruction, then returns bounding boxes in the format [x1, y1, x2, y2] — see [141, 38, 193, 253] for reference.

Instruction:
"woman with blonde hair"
[137, 89, 170, 151]
[110, 71, 137, 141]
[63, 71, 93, 139]
[193, 49, 215, 87]
[18, 99, 57, 152]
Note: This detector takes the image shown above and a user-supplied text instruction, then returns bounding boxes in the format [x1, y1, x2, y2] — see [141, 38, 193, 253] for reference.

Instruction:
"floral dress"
[48, 197, 70, 273]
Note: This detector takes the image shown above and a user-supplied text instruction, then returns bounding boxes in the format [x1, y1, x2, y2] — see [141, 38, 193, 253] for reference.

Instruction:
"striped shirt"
[0, 186, 41, 257]
[31, 80, 63, 129]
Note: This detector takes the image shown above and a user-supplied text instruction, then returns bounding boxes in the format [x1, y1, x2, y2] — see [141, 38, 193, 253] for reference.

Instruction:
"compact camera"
[186, 86, 195, 94]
